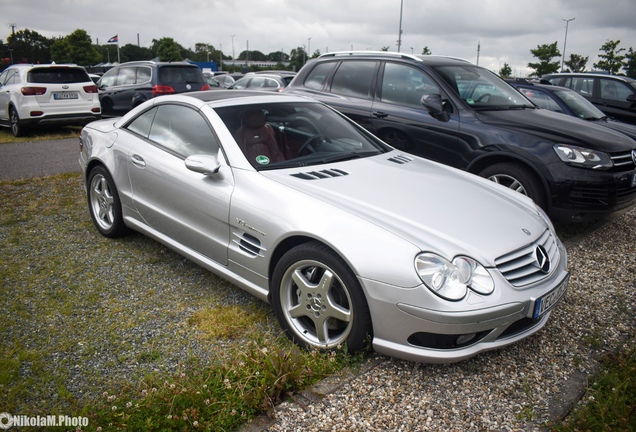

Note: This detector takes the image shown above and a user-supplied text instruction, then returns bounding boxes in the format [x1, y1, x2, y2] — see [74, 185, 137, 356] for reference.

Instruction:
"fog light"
[456, 333, 477, 345]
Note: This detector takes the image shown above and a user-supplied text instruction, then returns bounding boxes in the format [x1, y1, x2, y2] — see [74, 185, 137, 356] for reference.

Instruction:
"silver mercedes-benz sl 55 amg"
[79, 90, 569, 363]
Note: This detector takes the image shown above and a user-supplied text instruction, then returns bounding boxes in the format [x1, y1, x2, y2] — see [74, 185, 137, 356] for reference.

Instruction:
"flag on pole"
[107, 35, 118, 44]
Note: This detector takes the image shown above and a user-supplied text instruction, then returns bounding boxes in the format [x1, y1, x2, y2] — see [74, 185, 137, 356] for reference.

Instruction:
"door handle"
[131, 154, 146, 168]
[373, 111, 389, 119]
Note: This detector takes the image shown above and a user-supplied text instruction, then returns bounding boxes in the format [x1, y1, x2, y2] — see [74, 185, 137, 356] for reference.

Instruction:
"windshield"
[214, 102, 389, 170]
[433, 65, 531, 109]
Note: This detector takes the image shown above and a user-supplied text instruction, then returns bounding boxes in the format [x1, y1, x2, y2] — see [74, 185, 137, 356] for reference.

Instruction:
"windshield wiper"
[317, 151, 379, 164]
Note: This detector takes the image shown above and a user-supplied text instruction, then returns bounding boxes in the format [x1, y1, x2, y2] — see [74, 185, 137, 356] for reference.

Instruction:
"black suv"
[285, 51, 636, 223]
[97, 61, 210, 115]
[541, 72, 636, 125]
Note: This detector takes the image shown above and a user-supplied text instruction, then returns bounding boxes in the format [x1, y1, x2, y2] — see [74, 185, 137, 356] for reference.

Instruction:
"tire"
[9, 107, 23, 137]
[87, 166, 130, 238]
[479, 162, 547, 210]
[271, 242, 372, 354]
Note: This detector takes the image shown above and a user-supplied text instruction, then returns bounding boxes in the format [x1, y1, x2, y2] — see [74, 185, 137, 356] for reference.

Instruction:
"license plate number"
[533, 275, 569, 319]
[53, 92, 78, 100]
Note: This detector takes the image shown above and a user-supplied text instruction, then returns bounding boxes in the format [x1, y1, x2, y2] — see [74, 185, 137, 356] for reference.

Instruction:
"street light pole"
[397, 0, 404, 52]
[231, 34, 236, 60]
[561, 17, 575, 72]
[308, 37, 312, 61]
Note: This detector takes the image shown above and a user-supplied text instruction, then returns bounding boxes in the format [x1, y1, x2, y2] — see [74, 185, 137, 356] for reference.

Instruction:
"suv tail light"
[201, 84, 211, 91]
[152, 85, 176, 95]
[83, 84, 99, 93]
[21, 87, 47, 96]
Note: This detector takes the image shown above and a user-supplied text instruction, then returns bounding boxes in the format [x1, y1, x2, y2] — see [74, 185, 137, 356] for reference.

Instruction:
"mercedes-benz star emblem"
[535, 245, 551, 274]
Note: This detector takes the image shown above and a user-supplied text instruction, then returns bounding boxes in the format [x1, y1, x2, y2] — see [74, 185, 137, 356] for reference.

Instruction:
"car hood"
[597, 119, 636, 141]
[265, 152, 548, 265]
[476, 108, 636, 152]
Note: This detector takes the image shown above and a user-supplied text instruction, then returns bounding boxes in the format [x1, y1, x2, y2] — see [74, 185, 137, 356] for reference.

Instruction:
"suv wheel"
[10, 107, 23, 137]
[479, 162, 547, 210]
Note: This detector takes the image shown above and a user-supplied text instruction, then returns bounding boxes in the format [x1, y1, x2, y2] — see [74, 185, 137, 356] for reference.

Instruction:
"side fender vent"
[388, 154, 414, 164]
[291, 168, 349, 180]
[232, 232, 265, 257]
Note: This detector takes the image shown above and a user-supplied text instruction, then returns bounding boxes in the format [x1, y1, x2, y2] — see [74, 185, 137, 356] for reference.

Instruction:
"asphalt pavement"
[0, 138, 80, 180]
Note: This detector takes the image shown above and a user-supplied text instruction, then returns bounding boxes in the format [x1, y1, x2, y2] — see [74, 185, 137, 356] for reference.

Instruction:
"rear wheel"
[87, 166, 130, 238]
[479, 162, 547, 210]
[10, 107, 23, 137]
[271, 242, 372, 354]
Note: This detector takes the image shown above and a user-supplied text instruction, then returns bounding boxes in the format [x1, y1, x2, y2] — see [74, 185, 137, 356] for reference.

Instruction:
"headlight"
[553, 144, 613, 169]
[415, 253, 494, 301]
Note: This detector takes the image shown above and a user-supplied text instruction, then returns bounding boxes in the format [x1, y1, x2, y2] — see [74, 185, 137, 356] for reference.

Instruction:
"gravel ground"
[241, 206, 636, 432]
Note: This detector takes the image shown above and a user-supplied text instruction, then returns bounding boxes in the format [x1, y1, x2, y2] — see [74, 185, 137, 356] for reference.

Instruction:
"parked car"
[285, 51, 636, 223]
[79, 91, 569, 364]
[508, 79, 636, 141]
[213, 73, 244, 88]
[0, 63, 101, 137]
[541, 72, 636, 125]
[229, 73, 295, 92]
[96, 61, 211, 115]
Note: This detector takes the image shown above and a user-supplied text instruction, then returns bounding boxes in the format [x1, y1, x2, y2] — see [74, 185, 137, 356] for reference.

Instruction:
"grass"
[552, 339, 636, 431]
[0, 173, 363, 431]
[0, 126, 81, 144]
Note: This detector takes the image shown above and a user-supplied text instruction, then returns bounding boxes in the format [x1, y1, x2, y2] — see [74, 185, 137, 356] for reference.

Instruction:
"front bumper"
[361, 242, 569, 364]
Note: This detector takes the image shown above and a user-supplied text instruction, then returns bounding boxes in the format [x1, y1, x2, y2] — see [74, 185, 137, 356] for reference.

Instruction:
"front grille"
[610, 150, 636, 171]
[569, 181, 636, 209]
[495, 229, 560, 287]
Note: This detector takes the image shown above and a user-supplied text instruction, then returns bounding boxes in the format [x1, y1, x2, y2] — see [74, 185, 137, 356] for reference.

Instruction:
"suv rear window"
[158, 67, 204, 84]
[28, 68, 90, 84]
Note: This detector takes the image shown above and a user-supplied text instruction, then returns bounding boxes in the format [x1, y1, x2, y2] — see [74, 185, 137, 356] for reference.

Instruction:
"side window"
[303, 62, 337, 90]
[380, 63, 440, 108]
[136, 67, 151, 84]
[264, 78, 279, 88]
[148, 104, 219, 157]
[99, 68, 118, 88]
[126, 107, 157, 137]
[0, 69, 9, 85]
[119, 67, 137, 85]
[570, 77, 594, 96]
[600, 79, 633, 102]
[330, 61, 376, 98]
[249, 77, 266, 88]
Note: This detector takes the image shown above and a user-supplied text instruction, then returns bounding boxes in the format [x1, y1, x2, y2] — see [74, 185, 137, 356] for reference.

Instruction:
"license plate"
[53, 92, 78, 100]
[631, 173, 636, 188]
[533, 275, 569, 319]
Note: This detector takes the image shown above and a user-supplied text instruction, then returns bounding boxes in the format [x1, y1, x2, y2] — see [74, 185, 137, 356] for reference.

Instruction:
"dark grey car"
[97, 61, 211, 115]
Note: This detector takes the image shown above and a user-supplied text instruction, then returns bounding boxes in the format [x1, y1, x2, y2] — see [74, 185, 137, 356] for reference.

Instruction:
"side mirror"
[185, 154, 221, 175]
[627, 93, 636, 108]
[420, 94, 450, 122]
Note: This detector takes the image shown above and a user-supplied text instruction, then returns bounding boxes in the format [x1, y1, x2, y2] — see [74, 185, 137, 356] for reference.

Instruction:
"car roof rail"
[318, 51, 472, 64]
[319, 51, 425, 62]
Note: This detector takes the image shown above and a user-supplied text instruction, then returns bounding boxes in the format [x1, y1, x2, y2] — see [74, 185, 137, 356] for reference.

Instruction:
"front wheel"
[271, 242, 372, 353]
[87, 166, 130, 238]
[479, 162, 547, 210]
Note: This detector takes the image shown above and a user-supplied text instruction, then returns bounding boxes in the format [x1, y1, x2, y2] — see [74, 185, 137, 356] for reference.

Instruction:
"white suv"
[0, 64, 101, 136]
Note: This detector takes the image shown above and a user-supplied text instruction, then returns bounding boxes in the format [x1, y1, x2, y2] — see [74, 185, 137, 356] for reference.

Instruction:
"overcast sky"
[3, 0, 635, 76]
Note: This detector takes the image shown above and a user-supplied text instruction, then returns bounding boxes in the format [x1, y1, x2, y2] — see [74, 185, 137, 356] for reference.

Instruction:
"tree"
[288, 46, 307, 71]
[6, 29, 53, 64]
[499, 63, 512, 78]
[154, 37, 182, 61]
[267, 51, 289, 62]
[50, 29, 101, 65]
[624, 47, 636, 78]
[527, 42, 561, 76]
[594, 40, 626, 75]
[422, 46, 432, 55]
[564, 54, 588, 72]
[238, 50, 267, 62]
[119, 44, 153, 63]
[381, 46, 390, 51]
